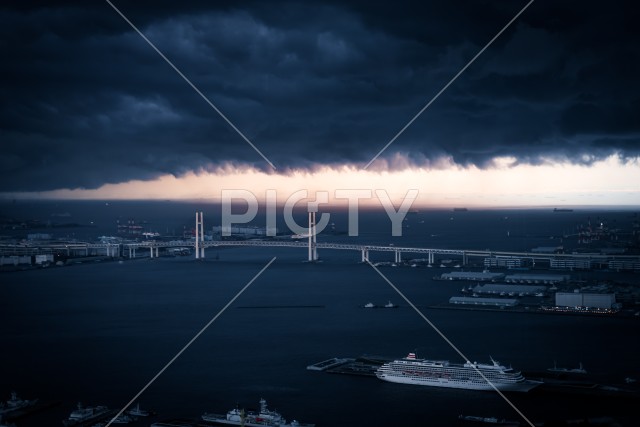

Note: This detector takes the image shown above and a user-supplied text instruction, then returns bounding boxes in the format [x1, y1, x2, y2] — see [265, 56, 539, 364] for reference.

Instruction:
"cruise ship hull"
[376, 354, 542, 393]
[376, 372, 540, 392]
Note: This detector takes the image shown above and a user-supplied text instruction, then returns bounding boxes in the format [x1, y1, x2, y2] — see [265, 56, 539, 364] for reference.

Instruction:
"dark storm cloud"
[1, 1, 639, 191]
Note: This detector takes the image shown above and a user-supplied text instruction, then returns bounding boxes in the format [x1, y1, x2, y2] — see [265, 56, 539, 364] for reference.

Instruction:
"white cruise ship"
[376, 353, 541, 392]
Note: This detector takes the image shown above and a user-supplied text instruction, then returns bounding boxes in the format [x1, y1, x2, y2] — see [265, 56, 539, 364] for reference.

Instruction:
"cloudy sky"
[1, 1, 639, 206]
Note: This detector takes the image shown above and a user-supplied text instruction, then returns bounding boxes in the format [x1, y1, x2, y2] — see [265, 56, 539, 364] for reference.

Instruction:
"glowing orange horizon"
[2, 154, 639, 207]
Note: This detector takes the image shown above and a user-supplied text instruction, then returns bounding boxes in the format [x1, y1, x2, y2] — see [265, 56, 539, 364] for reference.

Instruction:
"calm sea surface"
[1, 202, 639, 426]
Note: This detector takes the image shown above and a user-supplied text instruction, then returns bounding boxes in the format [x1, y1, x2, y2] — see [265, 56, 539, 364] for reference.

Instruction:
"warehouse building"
[449, 297, 518, 307]
[440, 271, 505, 281]
[555, 292, 616, 309]
[505, 274, 569, 284]
[472, 284, 546, 296]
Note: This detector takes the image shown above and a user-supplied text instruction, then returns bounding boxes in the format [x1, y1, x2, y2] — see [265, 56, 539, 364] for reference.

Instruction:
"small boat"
[127, 403, 151, 417]
[109, 413, 134, 424]
[548, 361, 587, 374]
[384, 301, 398, 308]
[363, 302, 376, 308]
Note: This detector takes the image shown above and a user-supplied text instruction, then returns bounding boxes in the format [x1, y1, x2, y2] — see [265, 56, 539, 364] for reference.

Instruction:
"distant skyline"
[2, 1, 639, 206]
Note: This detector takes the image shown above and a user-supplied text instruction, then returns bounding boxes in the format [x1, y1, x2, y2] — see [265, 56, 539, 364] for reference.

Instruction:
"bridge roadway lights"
[116, 241, 640, 266]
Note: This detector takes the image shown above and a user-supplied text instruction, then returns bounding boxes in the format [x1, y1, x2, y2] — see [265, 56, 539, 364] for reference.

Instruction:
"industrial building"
[555, 292, 616, 309]
[550, 259, 593, 270]
[532, 246, 563, 253]
[449, 296, 518, 307]
[0, 256, 32, 266]
[212, 225, 278, 236]
[483, 257, 525, 268]
[505, 274, 569, 284]
[472, 284, 546, 296]
[608, 260, 640, 271]
[27, 233, 52, 240]
[35, 254, 54, 265]
[440, 271, 505, 281]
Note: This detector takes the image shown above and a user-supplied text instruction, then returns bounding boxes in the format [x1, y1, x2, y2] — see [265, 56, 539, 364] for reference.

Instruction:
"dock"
[306, 357, 353, 371]
[307, 355, 390, 376]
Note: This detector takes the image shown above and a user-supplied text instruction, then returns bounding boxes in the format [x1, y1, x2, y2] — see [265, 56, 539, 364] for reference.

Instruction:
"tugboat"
[127, 403, 151, 417]
[384, 301, 398, 308]
[202, 398, 314, 426]
[363, 302, 376, 308]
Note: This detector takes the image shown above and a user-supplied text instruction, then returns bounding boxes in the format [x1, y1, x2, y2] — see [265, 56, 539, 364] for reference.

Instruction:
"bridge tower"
[195, 211, 204, 259]
[308, 208, 318, 262]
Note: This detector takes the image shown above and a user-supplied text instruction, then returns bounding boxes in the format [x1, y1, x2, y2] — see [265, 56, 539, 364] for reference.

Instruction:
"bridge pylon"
[308, 209, 318, 262]
[195, 211, 204, 259]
